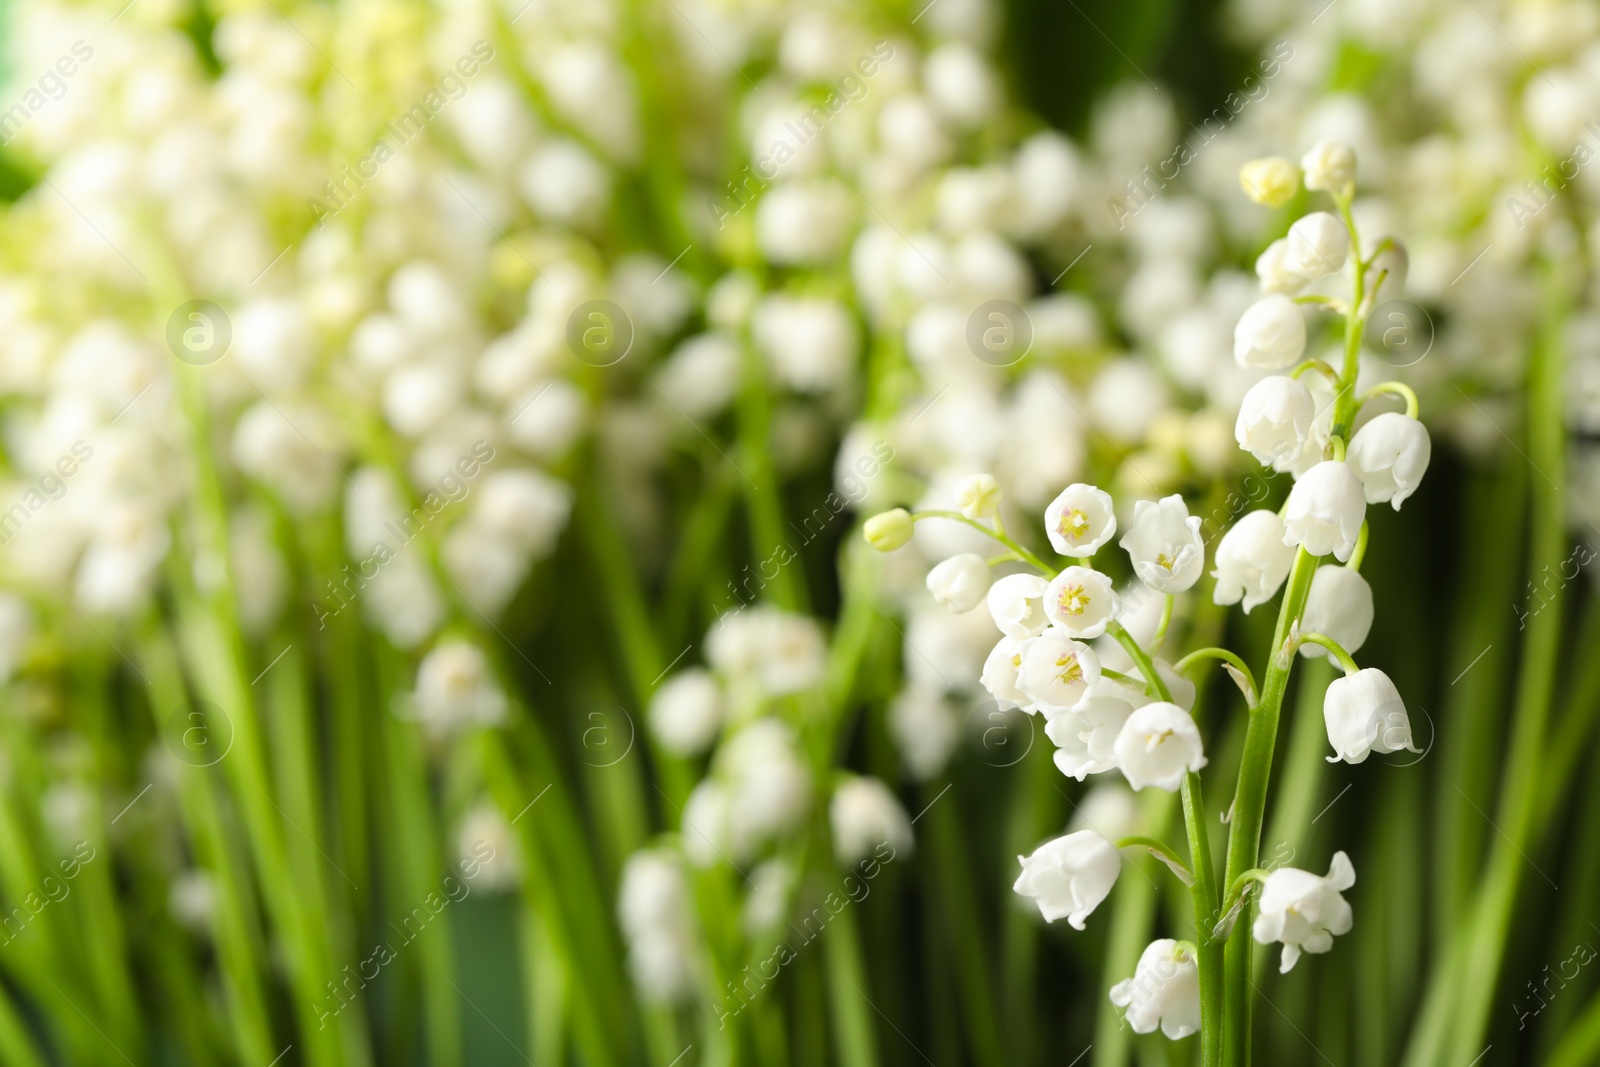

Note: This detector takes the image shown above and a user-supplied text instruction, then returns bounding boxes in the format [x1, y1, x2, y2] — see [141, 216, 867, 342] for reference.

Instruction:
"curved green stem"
[1290, 358, 1340, 383]
[1114, 837, 1194, 885]
[1150, 595, 1175, 653]
[1360, 381, 1420, 419]
[1347, 522, 1369, 571]
[915, 510, 1054, 574]
[1295, 631, 1360, 675]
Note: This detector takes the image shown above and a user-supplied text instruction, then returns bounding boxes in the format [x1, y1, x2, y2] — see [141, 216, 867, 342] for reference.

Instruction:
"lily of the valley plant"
[867, 141, 1428, 1065]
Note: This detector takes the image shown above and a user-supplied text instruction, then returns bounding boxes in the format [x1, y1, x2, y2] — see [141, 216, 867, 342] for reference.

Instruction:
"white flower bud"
[1300, 139, 1356, 192]
[1013, 829, 1121, 928]
[1252, 852, 1356, 974]
[1347, 412, 1431, 509]
[413, 642, 507, 735]
[1044, 483, 1117, 557]
[927, 554, 993, 613]
[987, 573, 1051, 639]
[1239, 157, 1300, 207]
[1283, 212, 1349, 278]
[1255, 239, 1318, 295]
[1299, 566, 1374, 660]
[649, 669, 723, 757]
[1109, 939, 1201, 1039]
[1212, 511, 1296, 612]
[1235, 375, 1315, 469]
[957, 473, 1001, 519]
[1323, 668, 1417, 764]
[830, 776, 914, 866]
[1044, 566, 1119, 638]
[1233, 295, 1307, 370]
[1017, 630, 1101, 714]
[1283, 462, 1366, 562]
[1112, 702, 1207, 792]
[1119, 495, 1204, 593]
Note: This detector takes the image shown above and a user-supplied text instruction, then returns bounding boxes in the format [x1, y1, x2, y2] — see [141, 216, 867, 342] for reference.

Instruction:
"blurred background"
[1, 0, 1598, 1064]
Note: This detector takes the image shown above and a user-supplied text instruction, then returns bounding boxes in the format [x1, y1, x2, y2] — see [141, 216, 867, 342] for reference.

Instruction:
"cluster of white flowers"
[869, 139, 1431, 1041]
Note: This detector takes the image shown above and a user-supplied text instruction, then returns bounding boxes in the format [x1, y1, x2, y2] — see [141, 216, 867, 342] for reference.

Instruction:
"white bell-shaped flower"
[1255, 238, 1318, 295]
[1046, 680, 1139, 780]
[1283, 211, 1348, 277]
[957, 473, 1001, 519]
[1120, 495, 1205, 592]
[1012, 829, 1120, 929]
[829, 776, 915, 866]
[1252, 851, 1356, 973]
[1212, 511, 1296, 612]
[1044, 566, 1120, 638]
[1299, 566, 1374, 660]
[987, 573, 1051, 639]
[649, 669, 723, 756]
[1300, 139, 1356, 192]
[1235, 376, 1314, 469]
[1323, 667, 1419, 764]
[1112, 702, 1207, 791]
[1283, 461, 1366, 562]
[1233, 294, 1307, 370]
[1017, 630, 1102, 714]
[1044, 483, 1117, 557]
[1347, 412, 1431, 510]
[927, 553, 992, 613]
[1109, 939, 1202, 1039]
[980, 636, 1029, 707]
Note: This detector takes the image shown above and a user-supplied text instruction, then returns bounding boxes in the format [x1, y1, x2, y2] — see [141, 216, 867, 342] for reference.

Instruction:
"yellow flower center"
[1054, 653, 1083, 685]
[1057, 583, 1089, 616]
[1156, 551, 1176, 572]
[1058, 508, 1090, 541]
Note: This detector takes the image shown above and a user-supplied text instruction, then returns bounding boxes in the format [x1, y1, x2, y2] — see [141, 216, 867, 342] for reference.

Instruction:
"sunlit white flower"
[649, 669, 723, 757]
[1347, 412, 1431, 509]
[1044, 566, 1119, 638]
[1323, 668, 1418, 764]
[928, 554, 992, 613]
[1236, 375, 1315, 469]
[1253, 852, 1356, 973]
[1120, 495, 1204, 593]
[830, 776, 914, 866]
[987, 573, 1051, 639]
[1234, 295, 1307, 370]
[1299, 566, 1374, 660]
[1109, 939, 1201, 1039]
[1301, 139, 1356, 193]
[1283, 461, 1366, 562]
[1283, 212, 1349, 278]
[1044, 483, 1116, 557]
[1112, 702, 1206, 791]
[1013, 829, 1120, 928]
[1017, 630, 1101, 713]
[1213, 511, 1296, 612]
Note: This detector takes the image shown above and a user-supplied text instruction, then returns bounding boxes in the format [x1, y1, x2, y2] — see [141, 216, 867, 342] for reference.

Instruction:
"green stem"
[1113, 837, 1194, 883]
[1220, 546, 1318, 1066]
[915, 511, 1054, 574]
[1294, 632, 1359, 675]
[1173, 648, 1259, 706]
[1359, 381, 1420, 419]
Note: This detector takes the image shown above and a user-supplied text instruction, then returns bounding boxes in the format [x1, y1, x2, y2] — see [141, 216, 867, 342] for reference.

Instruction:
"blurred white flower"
[1300, 139, 1356, 192]
[650, 669, 724, 757]
[412, 642, 506, 735]
[829, 776, 914, 866]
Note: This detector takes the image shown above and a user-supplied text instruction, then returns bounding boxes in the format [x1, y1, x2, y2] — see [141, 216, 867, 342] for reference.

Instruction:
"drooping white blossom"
[927, 554, 993, 613]
[1299, 566, 1374, 660]
[1283, 461, 1367, 562]
[1347, 412, 1431, 509]
[1233, 294, 1308, 370]
[649, 669, 724, 757]
[987, 573, 1051, 639]
[1012, 829, 1120, 928]
[1109, 939, 1202, 1039]
[830, 776, 915, 866]
[1323, 668, 1418, 764]
[1300, 139, 1356, 193]
[1112, 702, 1207, 791]
[1253, 852, 1356, 974]
[1213, 511, 1296, 612]
[1235, 376, 1315, 470]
